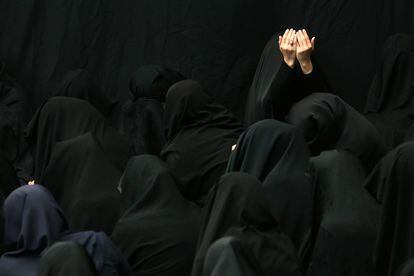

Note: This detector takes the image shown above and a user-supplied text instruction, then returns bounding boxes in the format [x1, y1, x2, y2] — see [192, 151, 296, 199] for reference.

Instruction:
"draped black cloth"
[405, 124, 414, 142]
[111, 155, 200, 276]
[120, 65, 184, 156]
[0, 82, 29, 129]
[38, 242, 98, 276]
[365, 142, 414, 276]
[226, 119, 314, 263]
[128, 65, 185, 101]
[25, 96, 129, 182]
[161, 80, 243, 203]
[244, 34, 328, 126]
[397, 258, 414, 276]
[365, 34, 414, 148]
[42, 133, 123, 234]
[286, 93, 387, 172]
[0, 105, 20, 174]
[0, 62, 30, 124]
[55, 69, 117, 119]
[191, 173, 302, 276]
[202, 237, 261, 276]
[59, 231, 132, 276]
[0, 155, 18, 202]
[0, 80, 32, 181]
[308, 150, 379, 276]
[0, 154, 20, 255]
[244, 34, 283, 125]
[0, 185, 131, 276]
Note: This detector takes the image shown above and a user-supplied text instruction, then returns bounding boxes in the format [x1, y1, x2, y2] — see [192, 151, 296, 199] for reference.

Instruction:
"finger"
[296, 30, 302, 47]
[289, 29, 295, 46]
[282, 29, 289, 45]
[301, 30, 308, 48]
[293, 32, 298, 48]
[278, 35, 282, 45]
[297, 30, 304, 48]
[311, 37, 316, 50]
[294, 33, 299, 47]
[301, 31, 307, 48]
[289, 30, 295, 45]
[286, 29, 292, 45]
[303, 29, 311, 48]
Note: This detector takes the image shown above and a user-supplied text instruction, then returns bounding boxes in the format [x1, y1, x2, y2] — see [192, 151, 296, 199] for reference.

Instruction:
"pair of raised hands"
[278, 29, 315, 74]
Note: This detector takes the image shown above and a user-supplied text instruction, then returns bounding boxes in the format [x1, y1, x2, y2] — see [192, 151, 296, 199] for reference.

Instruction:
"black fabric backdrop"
[0, 0, 413, 117]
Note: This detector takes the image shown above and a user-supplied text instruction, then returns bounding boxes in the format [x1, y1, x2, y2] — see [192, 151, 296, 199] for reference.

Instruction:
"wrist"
[283, 57, 295, 69]
[299, 59, 313, 75]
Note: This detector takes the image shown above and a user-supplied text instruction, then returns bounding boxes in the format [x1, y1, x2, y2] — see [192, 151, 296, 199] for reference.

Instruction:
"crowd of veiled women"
[0, 28, 414, 276]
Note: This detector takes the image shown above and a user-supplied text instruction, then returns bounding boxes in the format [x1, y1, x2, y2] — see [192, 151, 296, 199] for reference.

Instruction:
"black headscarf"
[161, 80, 243, 203]
[286, 93, 387, 172]
[42, 133, 123, 234]
[365, 34, 414, 114]
[226, 119, 314, 263]
[55, 69, 116, 118]
[364, 34, 414, 148]
[25, 96, 129, 182]
[38, 242, 98, 276]
[308, 150, 380, 276]
[244, 34, 328, 126]
[111, 155, 201, 276]
[365, 142, 414, 276]
[0, 185, 131, 276]
[128, 65, 185, 101]
[191, 172, 302, 276]
[120, 65, 185, 156]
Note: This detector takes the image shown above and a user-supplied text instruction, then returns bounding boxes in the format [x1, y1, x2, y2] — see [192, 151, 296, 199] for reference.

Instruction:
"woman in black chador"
[120, 65, 184, 156]
[364, 34, 414, 148]
[244, 28, 328, 126]
[365, 142, 414, 276]
[227, 119, 314, 264]
[161, 80, 243, 204]
[111, 155, 200, 276]
[0, 185, 132, 276]
[286, 93, 387, 172]
[308, 150, 380, 276]
[191, 173, 302, 276]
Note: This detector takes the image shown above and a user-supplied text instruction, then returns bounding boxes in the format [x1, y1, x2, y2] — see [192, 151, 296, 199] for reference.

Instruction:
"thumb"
[278, 36, 282, 45]
[311, 37, 316, 50]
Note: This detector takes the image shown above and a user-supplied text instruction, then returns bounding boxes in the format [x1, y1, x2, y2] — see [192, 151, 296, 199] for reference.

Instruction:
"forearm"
[268, 62, 297, 120]
[299, 60, 313, 75]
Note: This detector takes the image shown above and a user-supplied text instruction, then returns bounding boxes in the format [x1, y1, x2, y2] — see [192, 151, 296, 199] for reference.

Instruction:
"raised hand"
[278, 29, 297, 68]
[296, 29, 315, 74]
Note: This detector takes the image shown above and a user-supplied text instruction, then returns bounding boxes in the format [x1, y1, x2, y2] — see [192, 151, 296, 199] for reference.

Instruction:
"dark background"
[1, 0, 413, 117]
